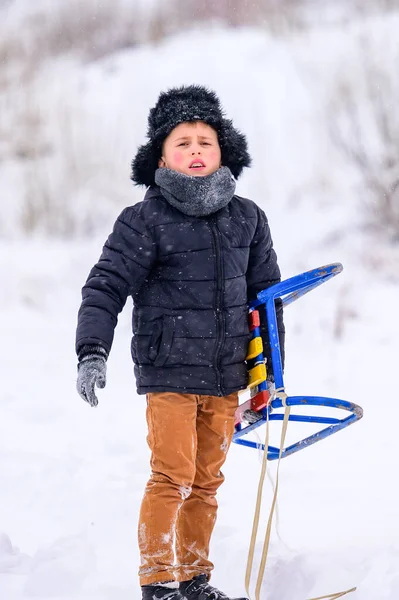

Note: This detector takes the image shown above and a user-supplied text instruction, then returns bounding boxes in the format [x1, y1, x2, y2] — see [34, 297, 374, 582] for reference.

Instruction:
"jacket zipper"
[209, 218, 225, 396]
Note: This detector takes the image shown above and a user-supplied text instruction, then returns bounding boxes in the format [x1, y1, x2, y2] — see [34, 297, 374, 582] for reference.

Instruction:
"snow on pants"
[138, 391, 239, 586]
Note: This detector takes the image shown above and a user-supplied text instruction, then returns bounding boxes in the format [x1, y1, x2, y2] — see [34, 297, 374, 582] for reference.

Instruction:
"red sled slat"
[249, 310, 260, 330]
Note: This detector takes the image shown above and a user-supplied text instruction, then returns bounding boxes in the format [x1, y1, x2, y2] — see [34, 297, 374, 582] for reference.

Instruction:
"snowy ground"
[1, 9, 399, 600]
[1, 225, 398, 600]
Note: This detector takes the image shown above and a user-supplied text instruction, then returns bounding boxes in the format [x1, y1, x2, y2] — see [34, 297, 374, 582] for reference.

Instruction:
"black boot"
[179, 574, 248, 600]
[142, 582, 184, 600]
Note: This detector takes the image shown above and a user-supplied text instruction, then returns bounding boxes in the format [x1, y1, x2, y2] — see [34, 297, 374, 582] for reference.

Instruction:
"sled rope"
[244, 395, 270, 596]
[245, 387, 290, 600]
[308, 589, 357, 600]
[244, 388, 357, 600]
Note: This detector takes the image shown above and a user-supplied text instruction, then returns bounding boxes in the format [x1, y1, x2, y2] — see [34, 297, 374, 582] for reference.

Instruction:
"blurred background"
[1, 0, 399, 247]
[1, 2, 399, 599]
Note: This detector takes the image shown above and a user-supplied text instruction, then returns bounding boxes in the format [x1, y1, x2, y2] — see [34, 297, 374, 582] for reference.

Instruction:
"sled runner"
[233, 263, 363, 458]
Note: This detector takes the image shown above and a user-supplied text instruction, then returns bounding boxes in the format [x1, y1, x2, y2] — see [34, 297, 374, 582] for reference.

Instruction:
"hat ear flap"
[219, 120, 252, 179]
[131, 141, 160, 187]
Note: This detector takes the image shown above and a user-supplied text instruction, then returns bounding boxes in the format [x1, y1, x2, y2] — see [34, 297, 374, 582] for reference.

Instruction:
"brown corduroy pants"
[138, 391, 239, 586]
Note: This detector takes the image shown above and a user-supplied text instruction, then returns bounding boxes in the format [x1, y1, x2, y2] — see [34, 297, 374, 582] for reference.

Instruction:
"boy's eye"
[178, 142, 188, 147]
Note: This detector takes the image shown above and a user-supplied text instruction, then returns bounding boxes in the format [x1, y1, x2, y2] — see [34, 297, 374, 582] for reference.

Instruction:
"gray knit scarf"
[154, 166, 236, 217]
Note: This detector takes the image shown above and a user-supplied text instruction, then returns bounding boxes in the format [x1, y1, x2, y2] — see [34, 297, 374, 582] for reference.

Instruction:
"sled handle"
[249, 263, 343, 391]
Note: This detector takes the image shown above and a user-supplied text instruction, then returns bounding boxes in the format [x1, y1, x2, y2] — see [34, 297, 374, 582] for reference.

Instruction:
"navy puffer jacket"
[76, 186, 285, 396]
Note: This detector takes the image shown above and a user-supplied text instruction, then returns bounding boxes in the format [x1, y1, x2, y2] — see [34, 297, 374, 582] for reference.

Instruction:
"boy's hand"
[76, 346, 107, 407]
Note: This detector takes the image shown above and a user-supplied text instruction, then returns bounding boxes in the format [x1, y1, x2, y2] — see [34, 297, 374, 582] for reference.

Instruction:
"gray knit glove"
[76, 345, 107, 407]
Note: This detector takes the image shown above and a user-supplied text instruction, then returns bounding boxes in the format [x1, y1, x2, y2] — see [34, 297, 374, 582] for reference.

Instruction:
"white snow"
[1, 5, 399, 600]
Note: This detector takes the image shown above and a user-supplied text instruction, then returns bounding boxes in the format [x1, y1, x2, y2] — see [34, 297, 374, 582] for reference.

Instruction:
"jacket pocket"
[148, 315, 175, 367]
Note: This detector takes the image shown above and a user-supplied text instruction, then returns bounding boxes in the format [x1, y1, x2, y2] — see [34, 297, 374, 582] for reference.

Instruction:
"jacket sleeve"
[75, 207, 156, 357]
[246, 206, 285, 376]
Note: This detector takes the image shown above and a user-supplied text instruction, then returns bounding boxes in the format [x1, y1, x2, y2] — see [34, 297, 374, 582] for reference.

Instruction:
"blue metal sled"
[233, 263, 363, 459]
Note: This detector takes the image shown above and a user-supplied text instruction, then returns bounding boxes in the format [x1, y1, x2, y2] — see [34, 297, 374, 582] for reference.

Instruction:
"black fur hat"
[131, 85, 251, 187]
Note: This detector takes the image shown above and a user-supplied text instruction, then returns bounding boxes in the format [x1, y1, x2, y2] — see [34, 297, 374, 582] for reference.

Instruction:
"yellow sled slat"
[248, 363, 266, 388]
[246, 337, 263, 360]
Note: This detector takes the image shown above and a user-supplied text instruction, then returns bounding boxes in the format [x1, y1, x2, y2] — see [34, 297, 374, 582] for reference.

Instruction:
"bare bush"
[3, 0, 392, 72]
[329, 50, 399, 238]
[0, 0, 146, 70]
[0, 72, 130, 237]
[30, 0, 143, 61]
[351, 0, 399, 15]
[169, 0, 313, 33]
[18, 106, 131, 237]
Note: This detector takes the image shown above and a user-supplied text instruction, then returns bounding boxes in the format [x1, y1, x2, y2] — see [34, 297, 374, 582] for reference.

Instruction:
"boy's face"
[158, 121, 222, 176]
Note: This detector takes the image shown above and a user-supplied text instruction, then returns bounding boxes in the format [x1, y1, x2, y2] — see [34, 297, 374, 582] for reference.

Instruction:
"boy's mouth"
[189, 159, 206, 170]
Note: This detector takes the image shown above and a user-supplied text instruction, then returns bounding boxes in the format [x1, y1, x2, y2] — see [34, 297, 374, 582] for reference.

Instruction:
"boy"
[76, 85, 285, 600]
